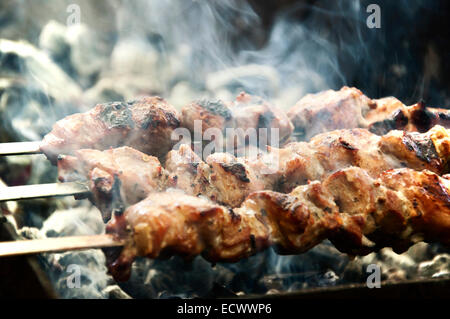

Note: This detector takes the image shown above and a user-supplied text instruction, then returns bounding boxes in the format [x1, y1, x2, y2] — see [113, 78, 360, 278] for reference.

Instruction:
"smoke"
[1, 0, 449, 298]
[110, 0, 351, 105]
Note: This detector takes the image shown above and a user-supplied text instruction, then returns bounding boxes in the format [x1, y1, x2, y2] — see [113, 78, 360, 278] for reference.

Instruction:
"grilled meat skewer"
[105, 167, 450, 281]
[288, 86, 450, 140]
[40, 96, 180, 164]
[58, 125, 450, 221]
[276, 124, 450, 192]
[32, 88, 449, 165]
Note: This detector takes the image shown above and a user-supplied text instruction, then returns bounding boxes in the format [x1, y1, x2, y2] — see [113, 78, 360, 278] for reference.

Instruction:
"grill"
[0, 0, 449, 299]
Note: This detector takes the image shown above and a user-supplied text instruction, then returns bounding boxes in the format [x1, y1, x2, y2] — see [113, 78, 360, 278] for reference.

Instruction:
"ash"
[0, 0, 449, 298]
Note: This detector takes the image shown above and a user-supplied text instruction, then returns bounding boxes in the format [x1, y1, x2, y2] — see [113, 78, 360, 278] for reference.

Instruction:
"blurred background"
[0, 0, 449, 298]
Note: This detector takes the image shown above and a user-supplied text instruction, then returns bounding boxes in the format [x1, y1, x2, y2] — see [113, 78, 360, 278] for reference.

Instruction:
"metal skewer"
[0, 234, 124, 257]
[0, 182, 90, 202]
[0, 141, 42, 156]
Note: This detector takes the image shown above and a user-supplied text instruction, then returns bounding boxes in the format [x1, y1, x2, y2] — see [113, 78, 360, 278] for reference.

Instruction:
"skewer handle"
[0, 182, 89, 202]
[0, 234, 124, 257]
[0, 141, 42, 156]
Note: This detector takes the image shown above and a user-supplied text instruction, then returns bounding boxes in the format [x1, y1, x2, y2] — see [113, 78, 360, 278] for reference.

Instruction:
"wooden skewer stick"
[0, 141, 42, 156]
[0, 182, 90, 202]
[0, 234, 124, 257]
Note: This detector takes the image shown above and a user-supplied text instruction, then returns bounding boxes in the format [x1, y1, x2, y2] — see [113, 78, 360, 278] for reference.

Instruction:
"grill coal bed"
[0, 0, 450, 299]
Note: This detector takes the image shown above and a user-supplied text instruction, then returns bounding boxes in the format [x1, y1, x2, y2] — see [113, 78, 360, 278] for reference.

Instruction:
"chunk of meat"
[58, 146, 168, 221]
[57, 126, 450, 214]
[41, 97, 180, 163]
[275, 125, 450, 192]
[105, 167, 450, 281]
[367, 98, 450, 135]
[181, 92, 294, 152]
[105, 191, 269, 281]
[287, 87, 450, 141]
[287, 87, 376, 140]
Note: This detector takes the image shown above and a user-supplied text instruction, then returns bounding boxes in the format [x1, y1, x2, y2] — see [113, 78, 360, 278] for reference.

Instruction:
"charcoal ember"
[341, 248, 417, 283]
[383, 268, 407, 282]
[431, 270, 450, 278]
[0, 179, 18, 218]
[405, 242, 435, 263]
[84, 38, 166, 104]
[266, 288, 281, 295]
[210, 264, 236, 289]
[378, 248, 416, 274]
[427, 243, 450, 256]
[65, 24, 110, 87]
[318, 270, 339, 286]
[0, 80, 78, 142]
[109, 38, 160, 79]
[51, 250, 110, 299]
[418, 254, 450, 278]
[0, 39, 82, 104]
[19, 203, 112, 298]
[2, 155, 62, 229]
[39, 20, 71, 67]
[0, 40, 82, 145]
[261, 269, 339, 292]
[118, 256, 215, 299]
[39, 21, 112, 88]
[222, 243, 346, 294]
[266, 242, 349, 277]
[18, 221, 111, 298]
[18, 226, 44, 240]
[0, 155, 32, 186]
[203, 283, 239, 298]
[221, 251, 271, 294]
[40, 204, 104, 237]
[102, 285, 132, 299]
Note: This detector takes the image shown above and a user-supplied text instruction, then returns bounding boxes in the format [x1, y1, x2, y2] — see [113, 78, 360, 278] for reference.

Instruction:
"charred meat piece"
[105, 167, 450, 281]
[58, 146, 168, 221]
[287, 87, 376, 141]
[181, 92, 294, 151]
[231, 92, 294, 146]
[165, 144, 203, 195]
[194, 152, 268, 207]
[275, 125, 450, 192]
[41, 96, 180, 163]
[166, 144, 278, 207]
[57, 125, 450, 212]
[367, 98, 450, 135]
[105, 191, 270, 281]
[251, 167, 450, 256]
[287, 87, 450, 141]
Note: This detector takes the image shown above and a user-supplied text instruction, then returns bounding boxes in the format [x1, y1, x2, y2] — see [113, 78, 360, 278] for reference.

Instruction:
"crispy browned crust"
[58, 146, 167, 221]
[367, 99, 450, 135]
[181, 92, 294, 150]
[40, 97, 180, 163]
[277, 125, 450, 192]
[105, 192, 270, 281]
[57, 125, 450, 215]
[252, 167, 450, 256]
[287, 87, 450, 140]
[105, 167, 450, 281]
[287, 87, 376, 140]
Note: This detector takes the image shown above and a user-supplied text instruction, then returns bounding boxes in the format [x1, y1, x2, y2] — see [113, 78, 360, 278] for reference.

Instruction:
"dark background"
[249, 0, 450, 107]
